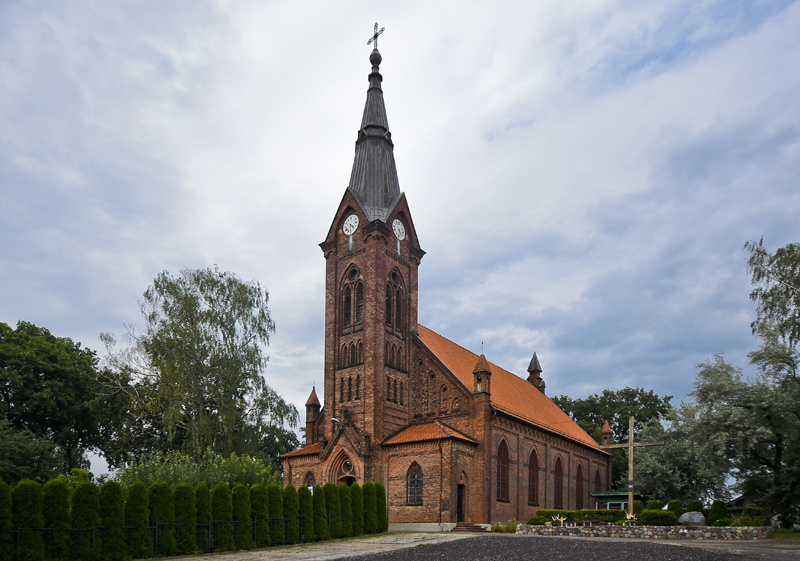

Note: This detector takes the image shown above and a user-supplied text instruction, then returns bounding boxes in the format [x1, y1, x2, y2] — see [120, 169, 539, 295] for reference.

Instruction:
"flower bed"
[516, 524, 772, 540]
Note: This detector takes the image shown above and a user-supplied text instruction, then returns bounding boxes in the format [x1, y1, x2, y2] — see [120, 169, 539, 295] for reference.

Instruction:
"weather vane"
[367, 22, 385, 49]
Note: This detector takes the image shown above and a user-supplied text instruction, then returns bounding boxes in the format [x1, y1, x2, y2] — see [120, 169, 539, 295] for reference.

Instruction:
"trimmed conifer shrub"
[267, 483, 284, 546]
[12, 478, 45, 561]
[375, 481, 388, 532]
[125, 480, 152, 559]
[686, 499, 704, 513]
[43, 478, 71, 561]
[667, 499, 683, 519]
[250, 483, 270, 548]
[232, 483, 253, 550]
[173, 482, 197, 554]
[362, 481, 377, 534]
[195, 482, 211, 553]
[148, 481, 176, 556]
[71, 480, 101, 561]
[211, 482, 235, 551]
[337, 483, 352, 537]
[350, 483, 363, 536]
[639, 509, 678, 526]
[632, 500, 644, 514]
[324, 483, 341, 538]
[312, 485, 329, 541]
[297, 485, 314, 543]
[99, 481, 126, 561]
[283, 484, 299, 544]
[0, 478, 13, 561]
[646, 500, 664, 510]
[707, 500, 729, 526]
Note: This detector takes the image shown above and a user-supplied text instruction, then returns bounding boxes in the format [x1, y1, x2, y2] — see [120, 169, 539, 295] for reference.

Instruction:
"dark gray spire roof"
[347, 48, 401, 222]
[527, 352, 542, 375]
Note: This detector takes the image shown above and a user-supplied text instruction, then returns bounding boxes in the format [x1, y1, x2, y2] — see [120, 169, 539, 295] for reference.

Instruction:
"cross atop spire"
[367, 22, 385, 49]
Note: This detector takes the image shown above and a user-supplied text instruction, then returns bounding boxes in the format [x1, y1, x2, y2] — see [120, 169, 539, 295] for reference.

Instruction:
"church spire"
[347, 35, 401, 223]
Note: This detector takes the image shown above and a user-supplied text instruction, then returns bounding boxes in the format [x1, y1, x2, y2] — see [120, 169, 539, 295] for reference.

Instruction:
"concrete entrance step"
[451, 522, 491, 533]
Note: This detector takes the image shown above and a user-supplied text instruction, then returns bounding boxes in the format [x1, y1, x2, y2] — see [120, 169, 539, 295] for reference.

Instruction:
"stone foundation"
[516, 524, 772, 540]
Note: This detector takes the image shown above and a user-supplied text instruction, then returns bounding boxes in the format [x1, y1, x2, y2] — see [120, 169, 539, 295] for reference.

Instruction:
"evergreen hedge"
[375, 481, 388, 532]
[312, 485, 329, 541]
[211, 482, 234, 551]
[0, 478, 14, 561]
[282, 484, 299, 544]
[686, 499, 705, 513]
[250, 483, 270, 547]
[362, 481, 377, 534]
[646, 500, 664, 510]
[633, 500, 644, 514]
[99, 481, 126, 561]
[639, 509, 678, 526]
[195, 482, 211, 553]
[267, 483, 284, 546]
[149, 481, 176, 556]
[337, 483, 352, 537]
[173, 482, 197, 554]
[71, 480, 101, 561]
[232, 483, 253, 550]
[12, 478, 45, 561]
[667, 499, 683, 519]
[323, 483, 341, 538]
[298, 485, 314, 543]
[350, 483, 363, 536]
[707, 500, 730, 526]
[43, 478, 71, 561]
[125, 480, 152, 559]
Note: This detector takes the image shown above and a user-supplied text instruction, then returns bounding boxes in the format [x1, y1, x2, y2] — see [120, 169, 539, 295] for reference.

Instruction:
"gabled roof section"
[382, 420, 478, 447]
[280, 441, 320, 459]
[416, 325, 606, 453]
[347, 48, 401, 223]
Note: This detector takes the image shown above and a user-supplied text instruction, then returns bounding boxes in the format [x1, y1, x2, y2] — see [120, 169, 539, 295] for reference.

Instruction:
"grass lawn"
[768, 529, 800, 541]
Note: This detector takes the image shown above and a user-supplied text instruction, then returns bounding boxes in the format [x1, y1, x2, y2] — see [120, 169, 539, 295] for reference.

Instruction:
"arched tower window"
[576, 464, 584, 510]
[497, 441, 509, 501]
[355, 375, 361, 400]
[385, 285, 392, 326]
[554, 457, 564, 509]
[343, 286, 352, 328]
[400, 381, 405, 405]
[348, 377, 352, 401]
[355, 283, 364, 323]
[407, 462, 423, 505]
[357, 341, 363, 364]
[385, 270, 405, 334]
[341, 267, 361, 330]
[395, 288, 402, 332]
[528, 449, 539, 505]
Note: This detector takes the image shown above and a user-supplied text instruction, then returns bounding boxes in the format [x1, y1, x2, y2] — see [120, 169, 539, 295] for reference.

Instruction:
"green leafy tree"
[124, 480, 152, 559]
[312, 485, 328, 541]
[283, 484, 299, 544]
[267, 483, 284, 545]
[71, 480, 101, 561]
[232, 483, 253, 550]
[0, 420, 58, 485]
[211, 482, 234, 551]
[350, 483, 363, 536]
[99, 481, 126, 561]
[12, 479, 45, 561]
[337, 483, 352, 537]
[552, 387, 672, 487]
[195, 482, 211, 553]
[173, 482, 197, 554]
[149, 481, 176, 556]
[0, 478, 12, 561]
[323, 483, 341, 538]
[298, 485, 314, 543]
[362, 481, 377, 534]
[0, 321, 103, 473]
[43, 478, 71, 561]
[375, 481, 388, 532]
[249, 483, 270, 547]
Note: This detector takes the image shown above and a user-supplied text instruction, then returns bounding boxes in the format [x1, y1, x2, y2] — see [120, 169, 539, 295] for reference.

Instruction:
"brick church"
[281, 44, 611, 530]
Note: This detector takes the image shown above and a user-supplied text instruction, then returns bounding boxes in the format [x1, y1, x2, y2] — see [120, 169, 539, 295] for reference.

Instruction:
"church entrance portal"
[457, 484, 465, 522]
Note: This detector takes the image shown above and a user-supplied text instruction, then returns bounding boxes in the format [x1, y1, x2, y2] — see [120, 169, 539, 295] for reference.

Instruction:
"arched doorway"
[330, 450, 357, 486]
[457, 472, 467, 523]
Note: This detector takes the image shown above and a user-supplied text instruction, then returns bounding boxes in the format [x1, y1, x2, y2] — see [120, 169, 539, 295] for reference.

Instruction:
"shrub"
[713, 518, 734, 527]
[125, 480, 152, 558]
[375, 481, 388, 532]
[250, 483, 270, 547]
[735, 516, 764, 527]
[0, 478, 14, 561]
[633, 500, 644, 514]
[646, 500, 664, 510]
[73, 480, 102, 561]
[312, 485, 329, 541]
[667, 500, 683, 519]
[686, 499, 704, 513]
[535, 509, 572, 522]
[707, 500, 730, 526]
[211, 482, 235, 551]
[527, 516, 549, 525]
[338, 483, 353, 537]
[267, 483, 284, 545]
[298, 485, 314, 543]
[323, 483, 342, 538]
[572, 509, 627, 523]
[232, 483, 253, 550]
[362, 481, 377, 534]
[639, 509, 678, 526]
[43, 478, 71, 561]
[99, 481, 126, 561]
[282, 484, 299, 545]
[12, 479, 45, 561]
[149, 481, 176, 556]
[195, 482, 211, 553]
[173, 482, 197, 554]
[350, 483, 363, 536]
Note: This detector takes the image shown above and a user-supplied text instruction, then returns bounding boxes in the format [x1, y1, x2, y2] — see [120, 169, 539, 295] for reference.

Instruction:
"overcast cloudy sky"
[2, 1, 799, 452]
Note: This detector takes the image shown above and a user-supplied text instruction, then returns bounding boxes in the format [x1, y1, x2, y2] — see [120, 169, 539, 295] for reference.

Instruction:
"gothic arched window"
[554, 457, 564, 509]
[385, 271, 405, 334]
[343, 286, 352, 328]
[395, 288, 402, 332]
[348, 377, 352, 401]
[400, 381, 405, 405]
[497, 441, 509, 502]
[304, 472, 316, 489]
[355, 283, 364, 323]
[528, 449, 539, 505]
[341, 267, 361, 330]
[385, 285, 392, 326]
[407, 462, 423, 505]
[594, 469, 602, 493]
[355, 375, 360, 400]
[357, 341, 363, 364]
[576, 464, 584, 510]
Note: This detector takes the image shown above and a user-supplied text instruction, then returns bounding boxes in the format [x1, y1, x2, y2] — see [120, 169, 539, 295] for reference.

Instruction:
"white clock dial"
[392, 219, 406, 240]
[343, 214, 359, 236]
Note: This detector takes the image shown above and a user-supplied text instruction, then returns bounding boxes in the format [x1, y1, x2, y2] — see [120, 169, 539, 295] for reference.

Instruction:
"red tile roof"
[280, 441, 320, 458]
[383, 420, 478, 446]
[417, 325, 605, 453]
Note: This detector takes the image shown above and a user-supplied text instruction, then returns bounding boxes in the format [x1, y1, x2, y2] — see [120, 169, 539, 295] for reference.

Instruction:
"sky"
[2, 1, 799, 465]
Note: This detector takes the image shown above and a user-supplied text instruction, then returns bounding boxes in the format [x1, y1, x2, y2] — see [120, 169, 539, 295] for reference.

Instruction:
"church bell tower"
[319, 43, 424, 455]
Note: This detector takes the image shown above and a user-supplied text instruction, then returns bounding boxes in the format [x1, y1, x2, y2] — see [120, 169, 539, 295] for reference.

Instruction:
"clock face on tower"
[343, 214, 359, 236]
[392, 218, 406, 240]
